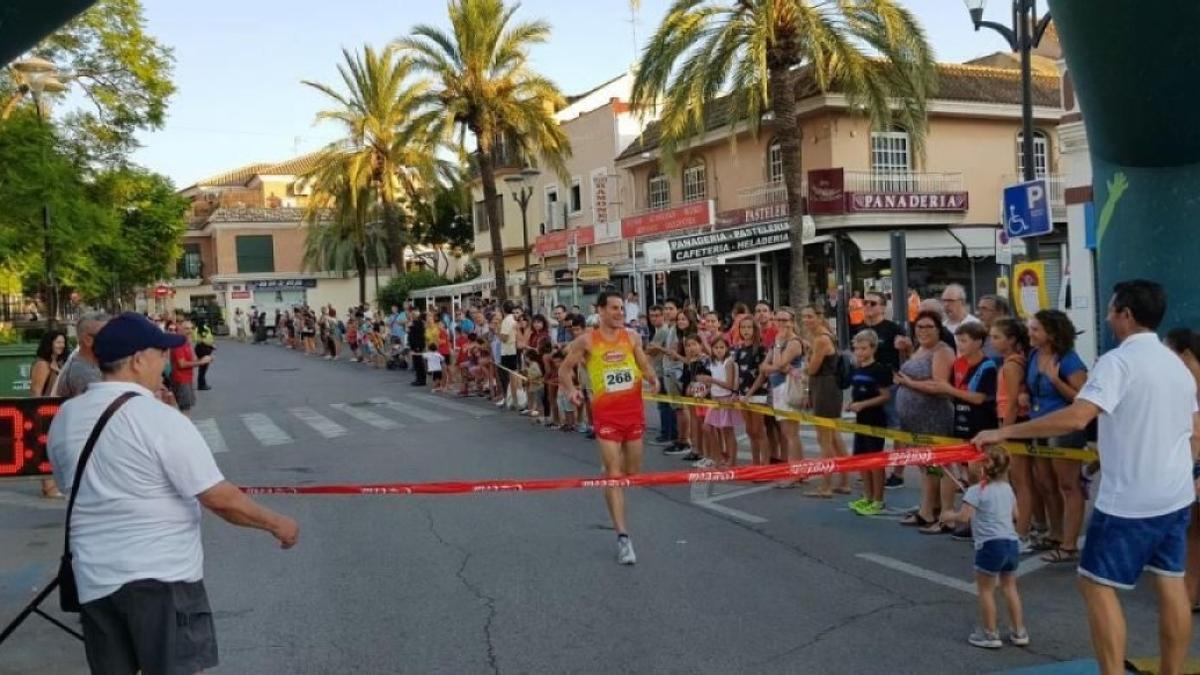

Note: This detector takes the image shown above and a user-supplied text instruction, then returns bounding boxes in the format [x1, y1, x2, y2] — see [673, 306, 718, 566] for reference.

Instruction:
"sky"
[126, 0, 1023, 188]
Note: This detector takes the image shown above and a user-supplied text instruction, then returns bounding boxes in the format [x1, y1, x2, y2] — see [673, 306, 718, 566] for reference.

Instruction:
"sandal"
[919, 522, 954, 535]
[1030, 536, 1061, 552]
[1041, 547, 1079, 563]
[900, 513, 936, 527]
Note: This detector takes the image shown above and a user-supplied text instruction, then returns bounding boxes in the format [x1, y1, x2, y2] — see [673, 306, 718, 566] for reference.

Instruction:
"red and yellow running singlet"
[586, 328, 644, 424]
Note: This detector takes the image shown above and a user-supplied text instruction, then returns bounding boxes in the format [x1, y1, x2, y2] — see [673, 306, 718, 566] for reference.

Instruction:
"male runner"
[560, 291, 658, 565]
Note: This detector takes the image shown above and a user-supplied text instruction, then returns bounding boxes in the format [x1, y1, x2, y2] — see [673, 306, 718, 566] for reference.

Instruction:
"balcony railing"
[844, 170, 965, 193]
[737, 182, 788, 208]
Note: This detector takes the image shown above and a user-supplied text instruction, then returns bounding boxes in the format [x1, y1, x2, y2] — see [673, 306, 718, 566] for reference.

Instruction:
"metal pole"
[519, 189, 532, 311]
[1018, 0, 1040, 260]
[890, 231, 909, 329]
[833, 235, 850, 349]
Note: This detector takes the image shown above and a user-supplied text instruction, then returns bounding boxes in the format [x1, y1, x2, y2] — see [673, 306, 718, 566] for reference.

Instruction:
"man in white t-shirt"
[974, 280, 1198, 674]
[940, 283, 980, 332]
[48, 312, 299, 674]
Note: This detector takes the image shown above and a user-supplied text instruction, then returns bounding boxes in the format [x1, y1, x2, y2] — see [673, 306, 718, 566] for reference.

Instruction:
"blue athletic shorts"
[1078, 505, 1190, 590]
[974, 538, 1020, 577]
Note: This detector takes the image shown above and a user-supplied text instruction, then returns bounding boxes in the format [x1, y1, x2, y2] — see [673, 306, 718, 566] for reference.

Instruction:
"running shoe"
[617, 535, 636, 565]
[951, 525, 974, 542]
[848, 497, 870, 511]
[663, 443, 690, 456]
[884, 474, 905, 490]
[680, 451, 702, 462]
[1019, 537, 1034, 555]
[1009, 629, 1030, 647]
[968, 628, 1002, 649]
[692, 457, 717, 469]
[855, 501, 885, 516]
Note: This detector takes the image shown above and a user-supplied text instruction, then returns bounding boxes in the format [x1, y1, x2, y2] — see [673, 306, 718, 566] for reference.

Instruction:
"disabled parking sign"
[1003, 178, 1052, 239]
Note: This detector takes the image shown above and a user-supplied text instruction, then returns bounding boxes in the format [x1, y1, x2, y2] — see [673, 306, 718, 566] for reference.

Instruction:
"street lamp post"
[963, 0, 1053, 260]
[504, 167, 541, 311]
[12, 57, 68, 327]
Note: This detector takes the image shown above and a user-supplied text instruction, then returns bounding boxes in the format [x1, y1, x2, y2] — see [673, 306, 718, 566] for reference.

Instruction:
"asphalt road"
[2, 338, 1197, 674]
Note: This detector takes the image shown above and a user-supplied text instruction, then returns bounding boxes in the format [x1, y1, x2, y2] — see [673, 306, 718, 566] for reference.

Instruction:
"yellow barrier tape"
[644, 393, 1098, 462]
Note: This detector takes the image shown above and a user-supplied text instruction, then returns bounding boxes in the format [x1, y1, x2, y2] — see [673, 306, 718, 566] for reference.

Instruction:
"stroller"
[385, 341, 409, 370]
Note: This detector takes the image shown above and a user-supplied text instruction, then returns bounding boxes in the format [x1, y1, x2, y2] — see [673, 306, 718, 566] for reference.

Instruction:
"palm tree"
[301, 154, 387, 306]
[631, 0, 936, 307]
[396, 0, 571, 302]
[303, 45, 442, 271]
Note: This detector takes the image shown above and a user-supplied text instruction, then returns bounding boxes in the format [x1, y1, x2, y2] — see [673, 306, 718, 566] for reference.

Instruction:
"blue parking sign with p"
[1003, 179, 1052, 239]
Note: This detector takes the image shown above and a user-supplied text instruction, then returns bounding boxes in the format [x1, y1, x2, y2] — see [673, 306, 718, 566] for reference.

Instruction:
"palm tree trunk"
[769, 67, 810, 310]
[381, 198, 405, 274]
[477, 147, 508, 302]
[355, 249, 368, 307]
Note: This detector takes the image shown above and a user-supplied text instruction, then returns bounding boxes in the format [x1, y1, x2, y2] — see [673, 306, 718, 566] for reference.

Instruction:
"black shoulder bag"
[58, 391, 139, 612]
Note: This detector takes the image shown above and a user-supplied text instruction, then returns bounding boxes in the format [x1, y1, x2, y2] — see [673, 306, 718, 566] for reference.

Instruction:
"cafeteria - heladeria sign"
[669, 220, 790, 263]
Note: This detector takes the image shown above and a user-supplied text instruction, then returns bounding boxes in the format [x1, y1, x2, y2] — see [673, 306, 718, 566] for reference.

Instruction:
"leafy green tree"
[397, 0, 571, 302]
[631, 0, 936, 306]
[377, 269, 451, 310]
[410, 175, 474, 276]
[2, 0, 175, 164]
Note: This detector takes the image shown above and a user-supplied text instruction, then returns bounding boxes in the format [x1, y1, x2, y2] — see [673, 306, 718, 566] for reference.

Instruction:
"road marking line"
[329, 403, 401, 430]
[368, 397, 451, 423]
[856, 552, 978, 596]
[194, 418, 229, 454]
[693, 499, 768, 524]
[1016, 555, 1048, 578]
[289, 407, 348, 438]
[239, 413, 293, 447]
[414, 394, 496, 417]
[706, 484, 777, 503]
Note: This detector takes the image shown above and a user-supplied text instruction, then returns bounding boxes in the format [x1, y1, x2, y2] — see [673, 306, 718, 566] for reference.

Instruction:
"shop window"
[870, 125, 912, 191]
[235, 235, 274, 274]
[177, 243, 202, 279]
[767, 140, 785, 184]
[682, 160, 707, 203]
[1016, 130, 1050, 178]
[648, 172, 669, 211]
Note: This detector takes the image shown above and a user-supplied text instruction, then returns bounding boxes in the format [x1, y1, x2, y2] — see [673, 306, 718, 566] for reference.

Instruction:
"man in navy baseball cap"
[94, 312, 186, 369]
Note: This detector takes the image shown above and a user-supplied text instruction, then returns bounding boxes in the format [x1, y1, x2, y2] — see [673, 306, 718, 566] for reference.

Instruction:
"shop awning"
[847, 229, 964, 262]
[950, 227, 999, 258]
[409, 277, 495, 299]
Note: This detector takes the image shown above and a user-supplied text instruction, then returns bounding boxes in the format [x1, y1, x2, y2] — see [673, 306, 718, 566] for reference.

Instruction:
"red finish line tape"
[241, 445, 985, 496]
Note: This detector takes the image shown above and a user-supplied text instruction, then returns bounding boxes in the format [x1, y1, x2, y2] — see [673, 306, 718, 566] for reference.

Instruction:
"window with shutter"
[235, 235, 275, 274]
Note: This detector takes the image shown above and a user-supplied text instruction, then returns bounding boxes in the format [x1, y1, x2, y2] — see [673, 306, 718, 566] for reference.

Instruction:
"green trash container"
[0, 344, 38, 397]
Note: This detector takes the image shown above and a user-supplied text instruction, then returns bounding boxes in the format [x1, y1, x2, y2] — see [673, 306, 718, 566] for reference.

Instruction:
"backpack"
[835, 350, 855, 390]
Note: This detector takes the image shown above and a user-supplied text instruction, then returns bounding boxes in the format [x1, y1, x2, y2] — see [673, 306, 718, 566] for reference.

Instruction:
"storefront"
[841, 227, 1003, 303]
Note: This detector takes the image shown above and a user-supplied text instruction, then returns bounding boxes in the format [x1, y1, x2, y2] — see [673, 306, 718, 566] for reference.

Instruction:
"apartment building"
[612, 57, 1066, 312]
[147, 153, 395, 321]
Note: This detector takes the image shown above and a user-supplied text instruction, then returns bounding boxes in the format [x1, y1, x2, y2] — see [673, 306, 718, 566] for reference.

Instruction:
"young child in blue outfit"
[944, 446, 1030, 649]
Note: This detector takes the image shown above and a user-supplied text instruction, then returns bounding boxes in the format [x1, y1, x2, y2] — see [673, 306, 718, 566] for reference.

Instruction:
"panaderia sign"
[668, 220, 790, 263]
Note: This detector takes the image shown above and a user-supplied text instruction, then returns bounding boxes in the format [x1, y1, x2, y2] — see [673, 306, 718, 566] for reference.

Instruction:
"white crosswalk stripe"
[414, 394, 496, 417]
[289, 407, 348, 438]
[368, 397, 451, 423]
[329, 403, 402, 430]
[240, 412, 294, 446]
[194, 418, 229, 454]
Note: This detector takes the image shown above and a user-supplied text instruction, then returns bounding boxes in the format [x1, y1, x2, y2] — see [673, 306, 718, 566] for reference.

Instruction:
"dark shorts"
[171, 382, 195, 411]
[1078, 505, 1190, 590]
[432, 371, 443, 383]
[975, 538, 1020, 576]
[81, 579, 217, 675]
[853, 434, 886, 455]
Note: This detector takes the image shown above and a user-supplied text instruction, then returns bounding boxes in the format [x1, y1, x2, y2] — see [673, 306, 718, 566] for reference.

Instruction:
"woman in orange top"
[991, 317, 1036, 547]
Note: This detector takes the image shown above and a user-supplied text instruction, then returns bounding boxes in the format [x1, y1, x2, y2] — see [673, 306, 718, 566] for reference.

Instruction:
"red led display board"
[0, 398, 61, 477]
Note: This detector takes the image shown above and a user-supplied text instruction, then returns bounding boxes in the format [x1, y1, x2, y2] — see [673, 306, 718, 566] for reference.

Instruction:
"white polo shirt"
[1077, 332, 1197, 519]
[48, 381, 225, 603]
